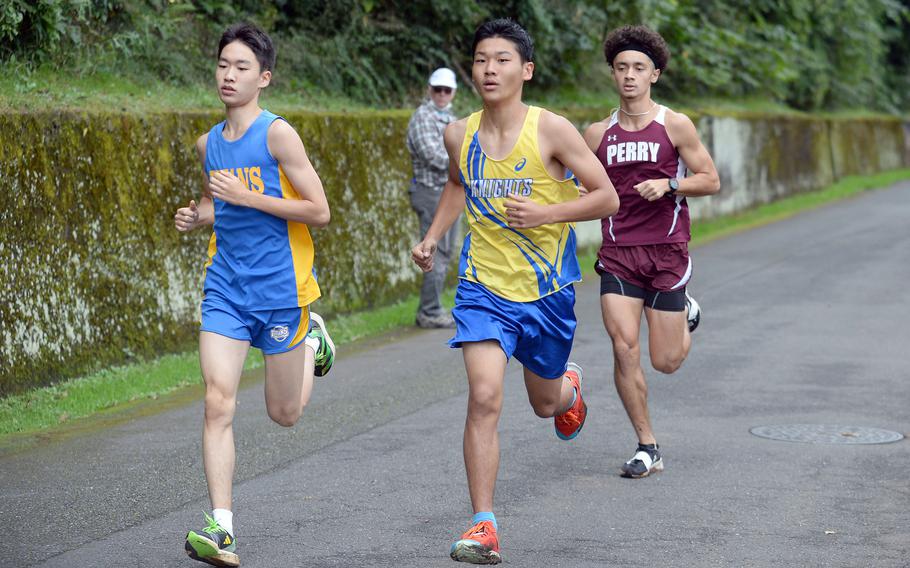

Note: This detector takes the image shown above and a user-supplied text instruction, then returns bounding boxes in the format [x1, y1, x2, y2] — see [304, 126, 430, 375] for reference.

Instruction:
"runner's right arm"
[577, 120, 611, 196]
[410, 119, 467, 272]
[174, 133, 214, 232]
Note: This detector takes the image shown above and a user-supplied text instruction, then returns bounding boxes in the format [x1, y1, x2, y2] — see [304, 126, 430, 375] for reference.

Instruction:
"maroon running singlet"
[595, 105, 689, 247]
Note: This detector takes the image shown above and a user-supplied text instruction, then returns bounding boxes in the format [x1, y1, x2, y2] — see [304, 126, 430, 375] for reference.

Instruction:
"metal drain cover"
[750, 424, 904, 445]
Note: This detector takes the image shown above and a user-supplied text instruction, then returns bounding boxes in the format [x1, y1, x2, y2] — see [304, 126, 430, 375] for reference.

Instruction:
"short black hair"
[218, 23, 276, 72]
[604, 25, 670, 71]
[472, 18, 534, 63]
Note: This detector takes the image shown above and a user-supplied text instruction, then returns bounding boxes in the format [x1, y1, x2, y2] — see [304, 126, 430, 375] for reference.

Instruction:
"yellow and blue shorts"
[201, 291, 311, 355]
[449, 280, 576, 379]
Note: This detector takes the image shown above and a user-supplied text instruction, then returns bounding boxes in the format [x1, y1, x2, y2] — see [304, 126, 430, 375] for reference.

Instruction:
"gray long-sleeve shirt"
[406, 99, 456, 191]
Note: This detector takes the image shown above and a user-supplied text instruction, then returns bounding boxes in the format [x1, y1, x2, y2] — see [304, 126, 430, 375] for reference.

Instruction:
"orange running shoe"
[554, 362, 587, 440]
[450, 520, 501, 564]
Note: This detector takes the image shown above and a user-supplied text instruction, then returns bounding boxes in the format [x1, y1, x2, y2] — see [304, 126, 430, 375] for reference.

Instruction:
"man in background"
[406, 67, 460, 328]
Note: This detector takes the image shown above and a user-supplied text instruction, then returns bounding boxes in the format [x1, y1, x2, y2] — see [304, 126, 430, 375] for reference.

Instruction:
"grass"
[0, 289, 450, 437]
[0, 66, 375, 114]
[5, 65, 905, 121]
[0, 352, 255, 437]
[1, 168, 909, 438]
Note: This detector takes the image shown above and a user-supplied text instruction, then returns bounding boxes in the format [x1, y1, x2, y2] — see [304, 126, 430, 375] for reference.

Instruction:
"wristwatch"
[667, 178, 679, 196]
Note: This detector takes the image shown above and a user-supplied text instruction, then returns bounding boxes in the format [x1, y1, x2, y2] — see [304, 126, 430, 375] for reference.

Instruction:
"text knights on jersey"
[467, 177, 534, 199]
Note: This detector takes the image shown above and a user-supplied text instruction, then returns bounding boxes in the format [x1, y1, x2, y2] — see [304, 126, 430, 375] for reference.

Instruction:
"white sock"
[304, 335, 320, 352]
[212, 508, 234, 536]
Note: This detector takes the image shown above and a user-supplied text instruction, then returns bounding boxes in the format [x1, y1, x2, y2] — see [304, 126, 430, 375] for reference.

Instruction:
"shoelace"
[462, 521, 493, 540]
[556, 411, 581, 429]
[201, 512, 226, 537]
[628, 449, 657, 465]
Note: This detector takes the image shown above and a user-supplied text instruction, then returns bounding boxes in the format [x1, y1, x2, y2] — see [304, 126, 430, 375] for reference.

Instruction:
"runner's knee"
[203, 387, 236, 425]
[611, 337, 640, 368]
[652, 351, 685, 374]
[267, 403, 302, 427]
[529, 392, 561, 418]
[467, 386, 502, 419]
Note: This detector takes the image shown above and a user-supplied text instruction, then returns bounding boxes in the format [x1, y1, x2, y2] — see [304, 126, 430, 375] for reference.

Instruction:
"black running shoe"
[685, 291, 700, 333]
[621, 443, 664, 478]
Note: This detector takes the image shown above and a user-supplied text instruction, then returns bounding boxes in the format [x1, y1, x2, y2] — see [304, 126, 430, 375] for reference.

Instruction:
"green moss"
[829, 119, 904, 178]
[0, 110, 428, 395]
[753, 117, 834, 199]
[0, 112, 214, 394]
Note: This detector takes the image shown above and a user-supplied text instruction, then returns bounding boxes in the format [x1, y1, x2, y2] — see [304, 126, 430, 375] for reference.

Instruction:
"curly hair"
[603, 25, 670, 71]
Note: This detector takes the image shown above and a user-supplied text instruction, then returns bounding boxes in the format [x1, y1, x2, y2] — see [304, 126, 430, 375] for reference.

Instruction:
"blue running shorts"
[201, 291, 311, 355]
[449, 279, 576, 379]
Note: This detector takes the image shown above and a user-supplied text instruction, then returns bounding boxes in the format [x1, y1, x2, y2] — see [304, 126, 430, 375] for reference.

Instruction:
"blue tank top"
[203, 110, 321, 310]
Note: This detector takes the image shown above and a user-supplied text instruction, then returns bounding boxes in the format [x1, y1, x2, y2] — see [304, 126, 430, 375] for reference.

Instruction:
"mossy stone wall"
[688, 115, 905, 222]
[1, 112, 212, 395]
[0, 110, 418, 395]
[0, 110, 906, 394]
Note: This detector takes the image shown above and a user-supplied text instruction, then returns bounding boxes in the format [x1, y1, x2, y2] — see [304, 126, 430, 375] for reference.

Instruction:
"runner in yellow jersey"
[411, 18, 619, 565]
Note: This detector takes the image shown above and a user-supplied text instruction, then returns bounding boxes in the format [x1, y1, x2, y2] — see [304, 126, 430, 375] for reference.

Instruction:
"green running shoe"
[309, 312, 336, 377]
[185, 512, 239, 567]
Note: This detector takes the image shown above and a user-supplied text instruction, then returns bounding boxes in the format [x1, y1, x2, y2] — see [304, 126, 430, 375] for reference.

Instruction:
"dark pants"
[410, 185, 460, 318]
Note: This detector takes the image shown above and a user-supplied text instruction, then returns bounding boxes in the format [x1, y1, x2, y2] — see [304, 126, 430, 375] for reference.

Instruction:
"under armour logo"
[607, 135, 617, 142]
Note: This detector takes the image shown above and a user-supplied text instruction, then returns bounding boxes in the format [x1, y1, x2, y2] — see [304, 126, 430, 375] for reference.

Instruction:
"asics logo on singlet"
[604, 141, 661, 166]
[270, 325, 290, 342]
[467, 178, 533, 198]
[514, 157, 527, 172]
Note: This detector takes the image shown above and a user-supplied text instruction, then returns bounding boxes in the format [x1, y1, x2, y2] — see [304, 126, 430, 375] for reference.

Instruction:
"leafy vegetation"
[1, 0, 908, 113]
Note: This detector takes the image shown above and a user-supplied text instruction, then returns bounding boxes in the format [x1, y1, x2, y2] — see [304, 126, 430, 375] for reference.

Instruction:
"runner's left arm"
[206, 120, 331, 226]
[504, 111, 619, 229]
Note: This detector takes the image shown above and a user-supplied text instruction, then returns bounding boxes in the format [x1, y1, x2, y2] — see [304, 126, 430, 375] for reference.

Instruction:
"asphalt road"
[2, 181, 908, 567]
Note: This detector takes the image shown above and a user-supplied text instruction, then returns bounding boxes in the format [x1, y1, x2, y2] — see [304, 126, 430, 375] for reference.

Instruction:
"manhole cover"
[750, 424, 904, 444]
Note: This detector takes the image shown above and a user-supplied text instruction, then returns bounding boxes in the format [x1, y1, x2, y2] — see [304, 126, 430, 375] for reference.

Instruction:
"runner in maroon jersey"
[584, 25, 720, 479]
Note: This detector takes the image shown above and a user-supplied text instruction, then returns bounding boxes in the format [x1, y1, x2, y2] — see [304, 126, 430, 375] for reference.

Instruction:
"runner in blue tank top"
[584, 26, 720, 480]
[173, 23, 336, 567]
